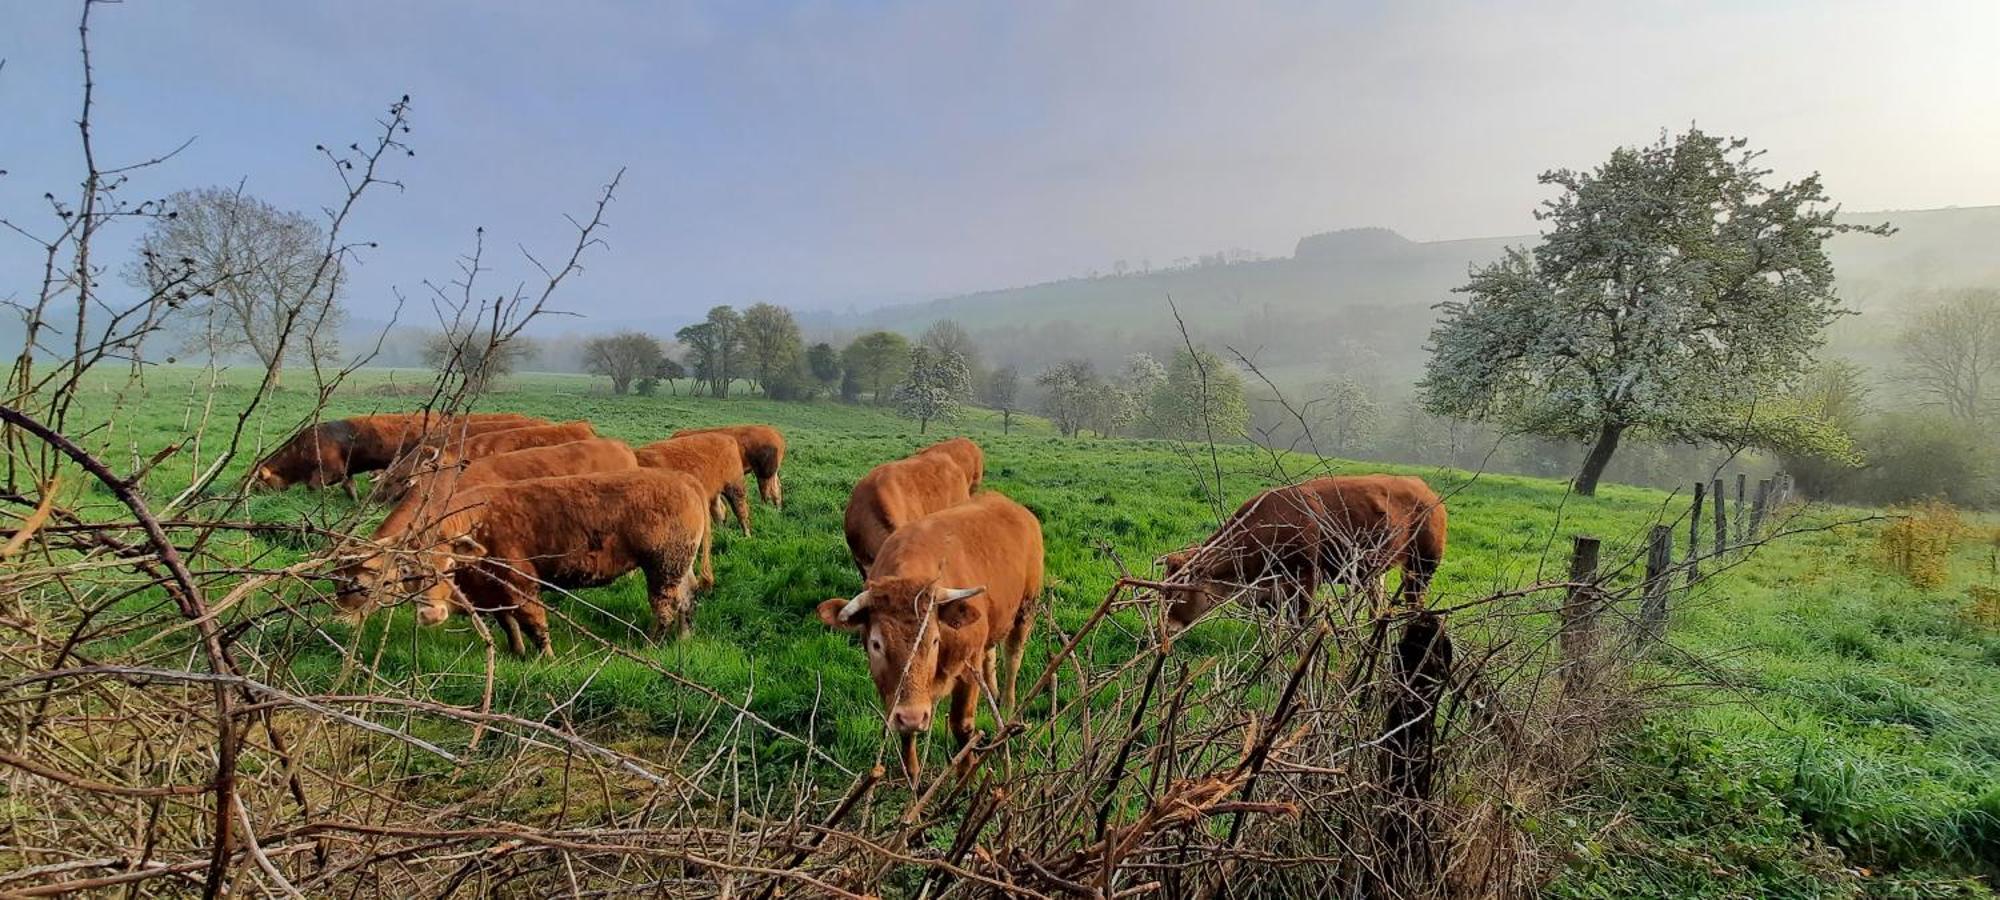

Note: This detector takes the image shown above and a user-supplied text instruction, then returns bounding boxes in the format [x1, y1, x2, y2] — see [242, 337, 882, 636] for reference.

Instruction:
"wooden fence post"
[1734, 473, 1748, 543]
[1686, 482, 1705, 585]
[1379, 611, 1452, 892]
[1641, 524, 1672, 643]
[1560, 535, 1603, 692]
[1710, 478, 1727, 557]
[1749, 478, 1772, 540]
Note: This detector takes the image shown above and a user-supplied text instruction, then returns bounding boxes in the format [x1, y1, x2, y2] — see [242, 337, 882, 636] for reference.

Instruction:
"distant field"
[48, 367, 2000, 896]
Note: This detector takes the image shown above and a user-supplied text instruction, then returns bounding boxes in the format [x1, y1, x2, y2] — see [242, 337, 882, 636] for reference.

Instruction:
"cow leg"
[762, 474, 782, 508]
[1003, 615, 1034, 717]
[497, 572, 551, 659]
[698, 519, 715, 591]
[711, 494, 727, 524]
[498, 610, 528, 657]
[644, 558, 695, 640]
[950, 677, 981, 750]
[342, 477, 360, 503]
[726, 479, 752, 537]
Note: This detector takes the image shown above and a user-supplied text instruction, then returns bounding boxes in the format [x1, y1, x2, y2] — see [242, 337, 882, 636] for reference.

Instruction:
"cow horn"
[837, 590, 872, 622]
[935, 585, 985, 604]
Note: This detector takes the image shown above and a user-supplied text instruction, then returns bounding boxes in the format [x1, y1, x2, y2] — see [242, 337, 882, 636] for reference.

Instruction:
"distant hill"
[841, 206, 2000, 391]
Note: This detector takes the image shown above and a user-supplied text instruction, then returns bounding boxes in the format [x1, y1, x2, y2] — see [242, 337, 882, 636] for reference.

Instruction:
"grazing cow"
[843, 437, 985, 577]
[818, 491, 1043, 780]
[672, 424, 786, 507]
[634, 434, 753, 536]
[253, 413, 542, 497]
[335, 469, 714, 655]
[376, 421, 598, 500]
[1157, 475, 1446, 631]
[395, 438, 638, 510]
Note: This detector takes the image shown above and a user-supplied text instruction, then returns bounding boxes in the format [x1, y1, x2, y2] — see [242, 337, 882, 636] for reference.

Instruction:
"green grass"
[40, 367, 2000, 896]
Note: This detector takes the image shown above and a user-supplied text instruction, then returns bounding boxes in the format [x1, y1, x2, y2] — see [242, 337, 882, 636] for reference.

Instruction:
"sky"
[3, 0, 1998, 327]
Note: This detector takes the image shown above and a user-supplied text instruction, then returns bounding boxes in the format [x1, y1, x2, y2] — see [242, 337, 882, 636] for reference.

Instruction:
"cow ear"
[451, 534, 487, 558]
[938, 598, 985, 631]
[817, 598, 863, 632]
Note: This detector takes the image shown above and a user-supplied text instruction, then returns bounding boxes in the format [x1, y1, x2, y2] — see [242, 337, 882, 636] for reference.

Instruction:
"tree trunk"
[1572, 421, 1624, 497]
[612, 377, 630, 395]
[1002, 409, 1012, 435]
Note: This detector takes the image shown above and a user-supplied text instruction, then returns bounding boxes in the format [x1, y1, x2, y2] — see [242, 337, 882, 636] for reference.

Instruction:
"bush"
[1877, 500, 1965, 590]
[634, 376, 660, 397]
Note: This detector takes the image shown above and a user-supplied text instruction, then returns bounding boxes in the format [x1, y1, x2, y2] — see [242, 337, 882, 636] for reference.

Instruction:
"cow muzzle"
[889, 705, 933, 735]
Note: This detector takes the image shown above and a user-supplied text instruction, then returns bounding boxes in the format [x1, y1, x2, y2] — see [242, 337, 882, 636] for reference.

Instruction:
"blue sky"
[3, 1, 1997, 328]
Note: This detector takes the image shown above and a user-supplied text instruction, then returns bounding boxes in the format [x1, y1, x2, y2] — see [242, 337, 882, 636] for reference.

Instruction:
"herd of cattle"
[252, 411, 1447, 775]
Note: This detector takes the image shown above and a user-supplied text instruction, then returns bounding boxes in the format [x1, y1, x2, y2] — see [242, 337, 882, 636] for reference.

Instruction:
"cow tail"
[1401, 503, 1447, 608]
[744, 444, 780, 482]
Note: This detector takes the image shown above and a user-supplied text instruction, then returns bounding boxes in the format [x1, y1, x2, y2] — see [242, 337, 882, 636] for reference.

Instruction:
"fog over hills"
[807, 204, 2000, 391]
[324, 204, 2000, 389]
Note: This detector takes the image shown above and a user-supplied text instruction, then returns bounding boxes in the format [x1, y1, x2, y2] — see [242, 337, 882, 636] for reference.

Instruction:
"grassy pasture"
[39, 366, 2000, 896]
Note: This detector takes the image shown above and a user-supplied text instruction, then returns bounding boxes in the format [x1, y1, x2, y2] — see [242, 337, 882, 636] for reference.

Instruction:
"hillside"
[844, 206, 2000, 388]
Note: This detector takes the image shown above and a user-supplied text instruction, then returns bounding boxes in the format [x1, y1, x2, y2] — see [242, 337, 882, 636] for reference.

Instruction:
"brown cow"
[818, 491, 1043, 780]
[634, 434, 753, 537]
[1157, 475, 1446, 631]
[396, 438, 638, 511]
[672, 424, 786, 507]
[843, 437, 985, 577]
[376, 421, 598, 501]
[336, 468, 714, 655]
[253, 413, 543, 497]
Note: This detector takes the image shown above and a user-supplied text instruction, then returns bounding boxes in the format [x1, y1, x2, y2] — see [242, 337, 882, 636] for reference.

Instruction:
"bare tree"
[981, 364, 1021, 434]
[1895, 288, 2000, 423]
[424, 327, 536, 393]
[583, 330, 664, 395]
[920, 318, 979, 367]
[129, 186, 345, 386]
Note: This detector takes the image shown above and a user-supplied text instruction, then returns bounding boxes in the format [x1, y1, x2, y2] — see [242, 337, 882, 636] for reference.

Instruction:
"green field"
[34, 368, 2000, 896]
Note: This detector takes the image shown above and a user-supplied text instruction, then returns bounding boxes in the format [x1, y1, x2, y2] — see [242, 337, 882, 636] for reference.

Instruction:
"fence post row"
[1686, 482, 1705, 584]
[1734, 473, 1748, 543]
[1749, 478, 1772, 541]
[1640, 524, 1673, 644]
[1559, 535, 1603, 692]
[1710, 477, 1727, 557]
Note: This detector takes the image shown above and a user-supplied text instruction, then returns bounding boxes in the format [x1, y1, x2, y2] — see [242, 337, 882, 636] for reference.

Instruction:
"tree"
[1148, 349, 1249, 442]
[740, 303, 805, 395]
[1774, 360, 1869, 499]
[893, 347, 971, 433]
[581, 330, 664, 395]
[1420, 128, 1889, 496]
[842, 331, 911, 404]
[981, 365, 1021, 434]
[806, 342, 842, 391]
[1318, 376, 1381, 457]
[1082, 380, 1136, 437]
[656, 356, 687, 395]
[920, 319, 980, 369]
[1122, 352, 1169, 436]
[424, 328, 535, 394]
[130, 186, 344, 386]
[1036, 360, 1098, 438]
[676, 305, 742, 398]
[1895, 288, 2000, 423]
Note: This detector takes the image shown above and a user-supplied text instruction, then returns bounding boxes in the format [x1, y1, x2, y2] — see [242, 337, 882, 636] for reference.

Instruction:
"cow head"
[376, 446, 448, 502]
[331, 535, 481, 626]
[1156, 548, 1234, 631]
[818, 576, 989, 737]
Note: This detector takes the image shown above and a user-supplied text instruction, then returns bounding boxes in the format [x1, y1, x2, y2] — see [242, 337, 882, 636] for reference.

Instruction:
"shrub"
[1877, 500, 1965, 590]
